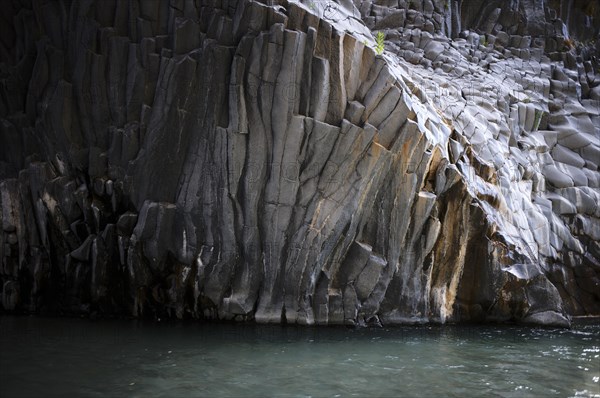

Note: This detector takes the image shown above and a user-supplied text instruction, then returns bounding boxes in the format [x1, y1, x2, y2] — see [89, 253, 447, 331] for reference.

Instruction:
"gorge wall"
[1, 0, 599, 327]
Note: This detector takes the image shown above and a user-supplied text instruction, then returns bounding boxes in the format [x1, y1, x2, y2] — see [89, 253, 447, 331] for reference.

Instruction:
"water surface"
[0, 316, 598, 397]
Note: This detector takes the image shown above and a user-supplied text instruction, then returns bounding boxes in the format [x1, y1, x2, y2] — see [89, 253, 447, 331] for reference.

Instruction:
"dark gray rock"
[0, 0, 598, 327]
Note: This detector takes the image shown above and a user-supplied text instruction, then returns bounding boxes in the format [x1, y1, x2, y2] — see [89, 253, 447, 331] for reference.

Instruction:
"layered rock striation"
[0, 0, 598, 327]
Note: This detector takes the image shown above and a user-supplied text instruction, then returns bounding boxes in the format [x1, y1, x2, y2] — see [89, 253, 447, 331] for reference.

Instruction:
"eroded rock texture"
[1, 0, 599, 327]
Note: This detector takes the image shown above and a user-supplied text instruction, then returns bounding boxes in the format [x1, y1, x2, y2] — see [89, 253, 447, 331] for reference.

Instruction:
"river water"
[0, 316, 598, 397]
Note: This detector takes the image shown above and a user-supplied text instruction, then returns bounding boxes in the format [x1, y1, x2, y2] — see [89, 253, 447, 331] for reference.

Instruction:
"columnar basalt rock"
[0, 0, 598, 327]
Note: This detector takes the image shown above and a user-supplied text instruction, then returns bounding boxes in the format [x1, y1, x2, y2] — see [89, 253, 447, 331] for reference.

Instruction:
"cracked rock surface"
[0, 0, 599, 327]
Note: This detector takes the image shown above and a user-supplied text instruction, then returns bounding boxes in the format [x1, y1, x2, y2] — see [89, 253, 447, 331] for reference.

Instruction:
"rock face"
[0, 0, 599, 327]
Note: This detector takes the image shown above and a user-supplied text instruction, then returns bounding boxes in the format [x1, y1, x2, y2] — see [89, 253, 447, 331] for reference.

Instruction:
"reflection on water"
[0, 316, 598, 397]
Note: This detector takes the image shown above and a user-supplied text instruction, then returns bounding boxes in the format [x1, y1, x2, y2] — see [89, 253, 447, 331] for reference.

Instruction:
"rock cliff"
[1, 0, 599, 327]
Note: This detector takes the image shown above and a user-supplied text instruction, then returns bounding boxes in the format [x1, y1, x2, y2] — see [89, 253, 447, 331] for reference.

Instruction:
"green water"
[0, 316, 598, 397]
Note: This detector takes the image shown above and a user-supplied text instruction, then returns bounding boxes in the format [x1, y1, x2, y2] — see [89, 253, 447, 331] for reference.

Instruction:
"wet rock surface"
[0, 0, 598, 327]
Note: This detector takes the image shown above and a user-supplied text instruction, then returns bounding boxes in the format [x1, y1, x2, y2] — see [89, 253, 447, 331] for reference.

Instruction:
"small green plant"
[375, 31, 385, 55]
[480, 36, 488, 47]
[308, 1, 316, 11]
[522, 97, 531, 103]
